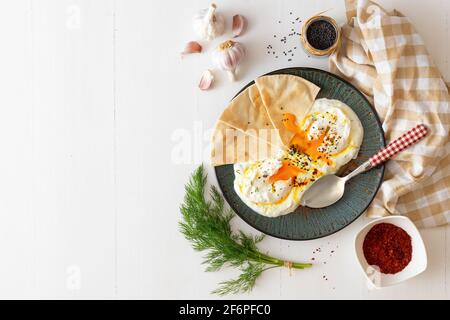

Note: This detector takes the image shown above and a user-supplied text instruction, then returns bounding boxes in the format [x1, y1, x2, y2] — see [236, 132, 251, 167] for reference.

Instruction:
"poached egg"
[234, 98, 364, 217]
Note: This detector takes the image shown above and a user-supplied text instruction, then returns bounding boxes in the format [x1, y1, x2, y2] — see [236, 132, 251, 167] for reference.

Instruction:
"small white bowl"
[354, 216, 427, 288]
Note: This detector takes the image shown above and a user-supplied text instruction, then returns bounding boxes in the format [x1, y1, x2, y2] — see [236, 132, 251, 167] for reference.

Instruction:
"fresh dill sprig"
[179, 165, 312, 295]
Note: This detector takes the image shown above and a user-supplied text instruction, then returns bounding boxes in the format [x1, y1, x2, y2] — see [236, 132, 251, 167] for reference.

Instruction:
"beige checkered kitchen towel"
[329, 0, 450, 228]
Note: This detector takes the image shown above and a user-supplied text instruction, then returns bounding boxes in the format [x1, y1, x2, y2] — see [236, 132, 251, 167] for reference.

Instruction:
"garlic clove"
[205, 4, 217, 21]
[232, 15, 247, 38]
[181, 41, 202, 57]
[198, 70, 214, 90]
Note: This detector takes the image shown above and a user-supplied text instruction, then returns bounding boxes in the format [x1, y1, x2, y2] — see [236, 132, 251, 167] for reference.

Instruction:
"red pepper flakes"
[363, 223, 412, 274]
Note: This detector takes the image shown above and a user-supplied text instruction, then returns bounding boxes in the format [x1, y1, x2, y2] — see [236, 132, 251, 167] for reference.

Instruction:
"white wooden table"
[0, 0, 448, 299]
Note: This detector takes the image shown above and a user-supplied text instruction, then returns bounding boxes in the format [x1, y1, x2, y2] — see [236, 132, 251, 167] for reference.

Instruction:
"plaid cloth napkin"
[329, 0, 450, 227]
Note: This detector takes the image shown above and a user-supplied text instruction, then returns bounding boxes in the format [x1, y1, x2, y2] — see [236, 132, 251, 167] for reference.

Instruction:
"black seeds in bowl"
[306, 20, 337, 50]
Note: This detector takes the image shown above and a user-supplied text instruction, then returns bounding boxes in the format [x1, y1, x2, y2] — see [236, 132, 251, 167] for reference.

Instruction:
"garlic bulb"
[193, 3, 225, 41]
[212, 40, 246, 82]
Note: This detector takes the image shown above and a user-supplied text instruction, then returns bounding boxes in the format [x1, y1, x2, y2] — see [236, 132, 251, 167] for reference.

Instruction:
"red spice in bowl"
[363, 223, 412, 274]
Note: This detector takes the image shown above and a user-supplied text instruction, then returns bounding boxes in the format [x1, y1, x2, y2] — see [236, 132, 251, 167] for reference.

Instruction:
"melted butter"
[331, 144, 357, 158]
[283, 113, 332, 164]
[269, 113, 333, 184]
[268, 160, 306, 184]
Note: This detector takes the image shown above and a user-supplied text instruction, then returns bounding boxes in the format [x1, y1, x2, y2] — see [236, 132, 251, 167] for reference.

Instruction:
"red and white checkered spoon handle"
[369, 124, 428, 167]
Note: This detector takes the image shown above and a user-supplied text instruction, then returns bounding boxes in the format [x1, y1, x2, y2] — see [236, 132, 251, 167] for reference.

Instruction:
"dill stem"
[249, 251, 312, 269]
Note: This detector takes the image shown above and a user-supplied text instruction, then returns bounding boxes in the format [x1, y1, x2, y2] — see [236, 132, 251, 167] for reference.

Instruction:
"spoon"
[300, 124, 429, 208]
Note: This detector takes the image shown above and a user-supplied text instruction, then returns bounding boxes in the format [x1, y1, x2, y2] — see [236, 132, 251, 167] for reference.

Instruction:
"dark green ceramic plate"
[215, 67, 385, 240]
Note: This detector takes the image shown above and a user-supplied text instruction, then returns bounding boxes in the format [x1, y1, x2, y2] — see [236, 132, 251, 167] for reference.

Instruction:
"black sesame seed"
[306, 19, 337, 50]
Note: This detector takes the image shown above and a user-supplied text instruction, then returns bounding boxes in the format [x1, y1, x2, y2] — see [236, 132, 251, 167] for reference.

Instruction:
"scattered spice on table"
[363, 223, 412, 274]
[265, 11, 305, 62]
[312, 243, 338, 263]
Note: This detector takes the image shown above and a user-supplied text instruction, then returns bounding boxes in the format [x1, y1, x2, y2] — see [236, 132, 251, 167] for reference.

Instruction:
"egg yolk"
[268, 113, 332, 184]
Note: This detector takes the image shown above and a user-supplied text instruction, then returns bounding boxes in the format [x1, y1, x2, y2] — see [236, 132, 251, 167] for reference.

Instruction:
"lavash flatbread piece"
[211, 84, 284, 166]
[211, 74, 321, 166]
[255, 74, 320, 146]
[210, 120, 280, 166]
[217, 84, 283, 148]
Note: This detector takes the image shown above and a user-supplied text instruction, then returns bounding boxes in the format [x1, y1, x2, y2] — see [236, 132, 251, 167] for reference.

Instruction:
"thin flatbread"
[255, 74, 320, 146]
[210, 120, 280, 166]
[218, 84, 283, 148]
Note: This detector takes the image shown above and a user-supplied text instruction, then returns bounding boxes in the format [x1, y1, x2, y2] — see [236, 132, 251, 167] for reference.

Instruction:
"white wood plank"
[30, 0, 116, 298]
[0, 0, 34, 299]
[113, 0, 193, 299]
